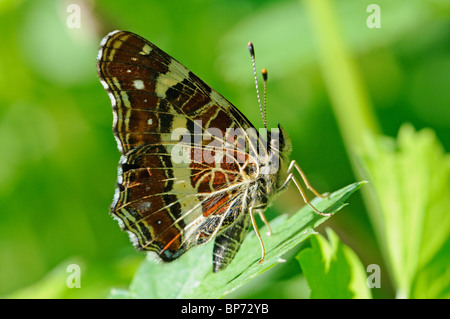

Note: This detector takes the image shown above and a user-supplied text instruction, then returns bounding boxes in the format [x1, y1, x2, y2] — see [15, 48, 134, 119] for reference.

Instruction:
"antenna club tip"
[261, 68, 268, 80]
[248, 42, 255, 57]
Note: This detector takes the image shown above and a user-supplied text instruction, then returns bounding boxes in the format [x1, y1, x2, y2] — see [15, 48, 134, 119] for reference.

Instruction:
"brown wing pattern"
[97, 31, 261, 263]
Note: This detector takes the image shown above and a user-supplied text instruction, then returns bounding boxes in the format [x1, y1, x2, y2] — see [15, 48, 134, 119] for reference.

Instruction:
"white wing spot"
[100, 79, 109, 90]
[147, 118, 153, 125]
[133, 80, 145, 90]
[139, 44, 152, 55]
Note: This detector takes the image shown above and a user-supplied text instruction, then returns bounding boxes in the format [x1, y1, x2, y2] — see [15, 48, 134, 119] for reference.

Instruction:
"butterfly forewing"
[97, 31, 265, 267]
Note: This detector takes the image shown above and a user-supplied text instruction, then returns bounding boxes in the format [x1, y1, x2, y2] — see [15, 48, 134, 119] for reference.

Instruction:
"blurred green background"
[0, 0, 449, 299]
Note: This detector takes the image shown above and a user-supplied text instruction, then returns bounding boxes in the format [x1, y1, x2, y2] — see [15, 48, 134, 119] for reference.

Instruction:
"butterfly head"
[277, 123, 292, 156]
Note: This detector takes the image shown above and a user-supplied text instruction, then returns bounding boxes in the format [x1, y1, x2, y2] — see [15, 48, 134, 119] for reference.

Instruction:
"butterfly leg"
[249, 205, 269, 264]
[280, 160, 331, 217]
[258, 211, 272, 236]
[281, 160, 328, 198]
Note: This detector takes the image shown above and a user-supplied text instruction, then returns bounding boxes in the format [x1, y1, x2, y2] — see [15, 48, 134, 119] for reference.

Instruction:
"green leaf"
[412, 238, 450, 299]
[109, 182, 365, 299]
[359, 124, 450, 298]
[296, 228, 372, 299]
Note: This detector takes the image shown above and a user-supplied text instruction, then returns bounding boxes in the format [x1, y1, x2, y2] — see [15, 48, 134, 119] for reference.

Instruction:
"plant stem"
[302, 0, 398, 295]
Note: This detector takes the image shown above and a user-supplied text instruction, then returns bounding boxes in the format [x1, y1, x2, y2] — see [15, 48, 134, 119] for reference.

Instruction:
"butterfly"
[97, 30, 328, 272]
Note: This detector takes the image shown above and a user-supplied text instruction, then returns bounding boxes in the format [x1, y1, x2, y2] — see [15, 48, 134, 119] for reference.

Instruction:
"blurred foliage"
[0, 0, 449, 298]
[297, 228, 371, 299]
[360, 125, 450, 298]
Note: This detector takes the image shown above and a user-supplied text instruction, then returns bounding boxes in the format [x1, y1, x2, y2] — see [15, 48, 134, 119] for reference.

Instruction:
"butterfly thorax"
[249, 123, 292, 210]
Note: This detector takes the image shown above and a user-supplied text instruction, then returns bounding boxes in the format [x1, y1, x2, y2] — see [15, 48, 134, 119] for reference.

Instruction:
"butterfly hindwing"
[212, 202, 252, 272]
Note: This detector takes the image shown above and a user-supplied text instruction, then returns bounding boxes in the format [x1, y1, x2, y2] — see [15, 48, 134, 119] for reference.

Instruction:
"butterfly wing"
[212, 187, 253, 272]
[97, 31, 260, 266]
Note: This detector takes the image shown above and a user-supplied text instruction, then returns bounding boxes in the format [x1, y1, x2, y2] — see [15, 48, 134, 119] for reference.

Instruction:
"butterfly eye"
[244, 163, 258, 178]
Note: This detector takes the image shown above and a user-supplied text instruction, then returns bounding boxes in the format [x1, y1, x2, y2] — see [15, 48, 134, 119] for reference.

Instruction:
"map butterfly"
[97, 31, 328, 272]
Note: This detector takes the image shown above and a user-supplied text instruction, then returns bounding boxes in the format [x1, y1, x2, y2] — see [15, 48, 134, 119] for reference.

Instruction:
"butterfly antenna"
[248, 42, 267, 129]
[262, 68, 268, 126]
